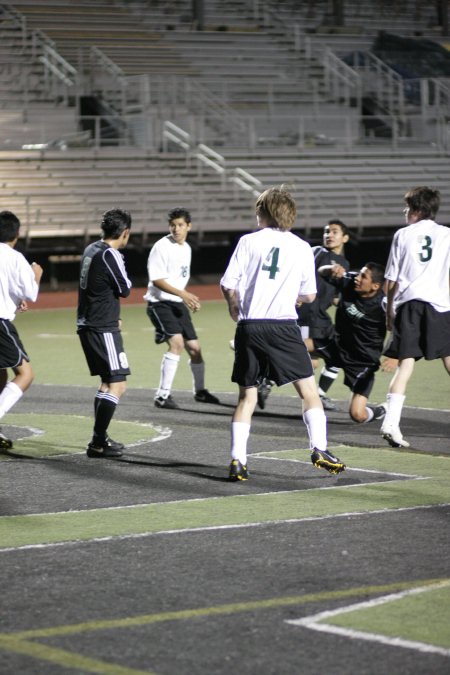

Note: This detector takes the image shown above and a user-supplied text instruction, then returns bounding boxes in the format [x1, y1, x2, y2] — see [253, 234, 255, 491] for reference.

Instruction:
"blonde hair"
[255, 186, 297, 231]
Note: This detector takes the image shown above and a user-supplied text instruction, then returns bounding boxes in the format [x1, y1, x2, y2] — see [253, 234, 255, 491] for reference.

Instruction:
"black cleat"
[86, 439, 123, 458]
[228, 459, 249, 481]
[257, 380, 272, 410]
[0, 431, 13, 450]
[370, 403, 387, 421]
[194, 389, 220, 404]
[105, 436, 124, 450]
[311, 448, 346, 475]
[154, 395, 179, 409]
[320, 395, 339, 411]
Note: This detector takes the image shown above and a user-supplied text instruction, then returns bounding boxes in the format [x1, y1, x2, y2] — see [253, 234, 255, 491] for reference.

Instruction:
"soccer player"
[381, 186, 450, 448]
[318, 262, 388, 424]
[77, 208, 132, 458]
[220, 186, 346, 481]
[0, 211, 43, 449]
[145, 207, 219, 409]
[297, 219, 350, 410]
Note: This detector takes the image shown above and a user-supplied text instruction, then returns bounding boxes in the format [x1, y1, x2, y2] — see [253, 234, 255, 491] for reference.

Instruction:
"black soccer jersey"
[77, 240, 132, 333]
[297, 246, 349, 337]
[333, 273, 386, 366]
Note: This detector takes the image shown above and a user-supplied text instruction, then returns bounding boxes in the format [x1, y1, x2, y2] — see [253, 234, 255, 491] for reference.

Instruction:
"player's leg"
[229, 385, 257, 481]
[91, 379, 127, 454]
[293, 375, 345, 475]
[0, 359, 34, 419]
[185, 337, 220, 404]
[154, 332, 183, 408]
[381, 357, 414, 448]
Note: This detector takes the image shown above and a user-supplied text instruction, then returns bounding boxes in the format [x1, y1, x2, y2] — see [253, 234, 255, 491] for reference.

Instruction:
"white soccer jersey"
[385, 219, 450, 312]
[0, 243, 39, 320]
[144, 234, 191, 303]
[220, 227, 316, 320]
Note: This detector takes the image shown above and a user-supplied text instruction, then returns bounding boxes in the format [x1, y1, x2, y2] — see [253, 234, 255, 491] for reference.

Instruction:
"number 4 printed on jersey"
[262, 247, 280, 279]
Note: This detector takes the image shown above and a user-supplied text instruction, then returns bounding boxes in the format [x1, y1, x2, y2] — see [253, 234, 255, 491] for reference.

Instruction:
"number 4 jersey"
[220, 227, 316, 320]
[385, 219, 450, 313]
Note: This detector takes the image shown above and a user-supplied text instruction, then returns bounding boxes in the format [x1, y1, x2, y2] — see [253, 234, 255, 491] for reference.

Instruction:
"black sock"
[93, 393, 118, 443]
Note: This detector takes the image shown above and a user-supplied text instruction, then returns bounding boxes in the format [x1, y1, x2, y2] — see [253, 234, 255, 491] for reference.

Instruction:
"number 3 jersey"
[220, 227, 316, 320]
[385, 219, 450, 313]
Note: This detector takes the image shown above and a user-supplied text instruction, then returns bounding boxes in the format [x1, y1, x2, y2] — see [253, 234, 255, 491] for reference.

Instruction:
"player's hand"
[17, 300, 28, 312]
[380, 357, 398, 373]
[330, 264, 346, 278]
[31, 262, 43, 283]
[182, 291, 201, 313]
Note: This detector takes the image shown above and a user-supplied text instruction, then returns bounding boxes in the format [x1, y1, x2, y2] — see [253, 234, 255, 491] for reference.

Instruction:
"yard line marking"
[5, 579, 447, 640]
[0, 502, 448, 553]
[286, 581, 450, 657]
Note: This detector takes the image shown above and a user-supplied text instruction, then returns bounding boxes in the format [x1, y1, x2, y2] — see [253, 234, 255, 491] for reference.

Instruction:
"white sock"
[0, 382, 23, 419]
[364, 407, 374, 423]
[189, 360, 205, 394]
[303, 407, 327, 451]
[156, 352, 180, 398]
[383, 393, 405, 429]
[230, 422, 250, 465]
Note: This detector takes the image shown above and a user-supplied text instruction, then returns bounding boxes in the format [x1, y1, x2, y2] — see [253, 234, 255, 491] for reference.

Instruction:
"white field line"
[286, 581, 450, 657]
[0, 502, 448, 553]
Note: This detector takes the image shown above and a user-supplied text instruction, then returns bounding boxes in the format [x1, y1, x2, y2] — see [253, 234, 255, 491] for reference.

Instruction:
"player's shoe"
[154, 395, 179, 409]
[311, 448, 346, 475]
[371, 403, 387, 421]
[320, 394, 338, 411]
[257, 380, 271, 410]
[0, 430, 13, 450]
[86, 438, 123, 458]
[194, 389, 220, 404]
[105, 436, 125, 451]
[228, 459, 249, 481]
[380, 424, 410, 448]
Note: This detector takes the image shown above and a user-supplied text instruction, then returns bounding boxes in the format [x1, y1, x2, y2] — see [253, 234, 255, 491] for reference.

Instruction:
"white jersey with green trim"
[220, 227, 316, 320]
[385, 219, 450, 312]
[144, 235, 191, 303]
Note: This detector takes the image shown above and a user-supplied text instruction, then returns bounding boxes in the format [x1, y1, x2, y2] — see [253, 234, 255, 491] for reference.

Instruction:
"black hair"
[327, 218, 350, 237]
[0, 210, 21, 243]
[168, 207, 191, 224]
[100, 209, 132, 239]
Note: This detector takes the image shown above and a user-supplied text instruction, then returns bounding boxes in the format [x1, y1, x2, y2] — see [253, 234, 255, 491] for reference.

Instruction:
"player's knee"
[349, 408, 366, 423]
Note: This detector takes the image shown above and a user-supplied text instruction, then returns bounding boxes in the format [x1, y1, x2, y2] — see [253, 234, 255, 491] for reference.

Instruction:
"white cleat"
[381, 425, 410, 448]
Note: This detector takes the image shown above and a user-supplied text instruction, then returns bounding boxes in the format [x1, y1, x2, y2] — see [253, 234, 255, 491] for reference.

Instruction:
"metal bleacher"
[0, 0, 449, 253]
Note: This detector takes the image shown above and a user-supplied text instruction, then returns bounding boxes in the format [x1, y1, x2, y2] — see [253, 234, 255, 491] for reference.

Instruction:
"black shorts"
[315, 336, 378, 397]
[147, 301, 197, 344]
[384, 300, 450, 361]
[0, 319, 30, 369]
[78, 330, 130, 382]
[232, 319, 313, 388]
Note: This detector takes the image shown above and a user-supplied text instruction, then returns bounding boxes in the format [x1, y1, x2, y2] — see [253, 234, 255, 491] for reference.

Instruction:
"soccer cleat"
[371, 403, 387, 421]
[381, 425, 410, 448]
[320, 395, 339, 411]
[228, 459, 249, 481]
[311, 448, 346, 475]
[0, 431, 13, 450]
[104, 436, 125, 451]
[154, 395, 179, 409]
[257, 379, 271, 410]
[194, 389, 220, 404]
[86, 439, 123, 458]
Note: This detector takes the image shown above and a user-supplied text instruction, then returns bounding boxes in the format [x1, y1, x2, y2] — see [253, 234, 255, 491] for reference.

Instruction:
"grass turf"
[14, 301, 450, 409]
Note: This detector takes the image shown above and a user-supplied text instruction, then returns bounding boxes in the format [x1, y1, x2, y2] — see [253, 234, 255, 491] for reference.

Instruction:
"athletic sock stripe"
[103, 332, 119, 371]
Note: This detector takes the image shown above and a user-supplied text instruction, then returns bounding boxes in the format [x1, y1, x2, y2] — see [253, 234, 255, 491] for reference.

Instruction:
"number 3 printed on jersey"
[418, 235, 432, 262]
[262, 247, 280, 279]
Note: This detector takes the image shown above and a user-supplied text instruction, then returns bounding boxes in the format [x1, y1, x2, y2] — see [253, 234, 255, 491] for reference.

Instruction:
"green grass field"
[15, 300, 450, 409]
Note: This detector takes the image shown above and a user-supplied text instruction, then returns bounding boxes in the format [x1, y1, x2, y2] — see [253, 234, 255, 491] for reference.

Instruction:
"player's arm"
[385, 279, 398, 332]
[105, 248, 132, 298]
[153, 279, 200, 312]
[297, 292, 316, 304]
[221, 286, 239, 322]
